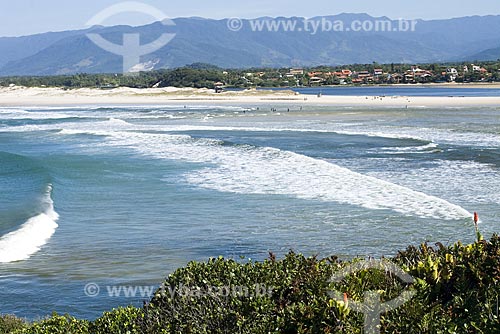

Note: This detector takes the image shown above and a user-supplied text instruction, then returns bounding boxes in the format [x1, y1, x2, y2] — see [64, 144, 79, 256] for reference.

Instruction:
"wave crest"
[0, 186, 59, 263]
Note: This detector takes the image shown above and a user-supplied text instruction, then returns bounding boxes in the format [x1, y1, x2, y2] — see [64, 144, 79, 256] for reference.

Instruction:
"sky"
[1, 0, 500, 37]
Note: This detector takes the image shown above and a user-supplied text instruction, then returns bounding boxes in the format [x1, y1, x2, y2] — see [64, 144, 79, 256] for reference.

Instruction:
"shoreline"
[0, 86, 499, 108]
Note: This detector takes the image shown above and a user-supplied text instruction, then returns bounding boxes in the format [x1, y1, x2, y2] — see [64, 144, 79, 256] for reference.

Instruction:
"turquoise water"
[0, 100, 499, 319]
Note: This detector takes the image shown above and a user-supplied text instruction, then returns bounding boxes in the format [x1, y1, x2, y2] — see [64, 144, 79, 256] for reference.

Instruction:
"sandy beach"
[0, 86, 499, 107]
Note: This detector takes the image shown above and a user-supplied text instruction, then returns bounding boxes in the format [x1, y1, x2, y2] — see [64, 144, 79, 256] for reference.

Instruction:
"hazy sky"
[1, 0, 500, 37]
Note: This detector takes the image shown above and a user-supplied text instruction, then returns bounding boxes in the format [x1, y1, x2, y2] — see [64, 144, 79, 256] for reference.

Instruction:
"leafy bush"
[0, 315, 27, 334]
[3, 235, 500, 333]
[141, 236, 500, 333]
[22, 313, 89, 334]
[141, 252, 348, 333]
[392, 237, 500, 333]
[90, 307, 143, 334]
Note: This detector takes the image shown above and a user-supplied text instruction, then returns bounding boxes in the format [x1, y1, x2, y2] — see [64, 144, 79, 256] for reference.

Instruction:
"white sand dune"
[0, 86, 499, 107]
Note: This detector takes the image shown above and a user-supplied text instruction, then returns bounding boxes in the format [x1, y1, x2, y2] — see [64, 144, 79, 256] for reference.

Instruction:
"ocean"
[0, 88, 499, 319]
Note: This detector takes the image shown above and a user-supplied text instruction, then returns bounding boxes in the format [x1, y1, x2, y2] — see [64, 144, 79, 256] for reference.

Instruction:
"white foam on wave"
[0, 108, 29, 113]
[0, 109, 82, 120]
[0, 186, 59, 263]
[109, 122, 500, 148]
[360, 159, 500, 206]
[329, 126, 500, 148]
[378, 142, 441, 154]
[1, 111, 477, 221]
[148, 124, 332, 133]
[19, 115, 472, 221]
[104, 131, 471, 220]
[3, 108, 499, 149]
[107, 118, 132, 126]
[156, 122, 500, 149]
[1, 118, 133, 134]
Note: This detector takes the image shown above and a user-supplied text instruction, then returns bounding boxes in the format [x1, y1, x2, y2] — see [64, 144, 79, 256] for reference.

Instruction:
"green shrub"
[140, 236, 500, 333]
[4, 235, 500, 333]
[23, 313, 89, 334]
[90, 306, 143, 334]
[0, 314, 27, 334]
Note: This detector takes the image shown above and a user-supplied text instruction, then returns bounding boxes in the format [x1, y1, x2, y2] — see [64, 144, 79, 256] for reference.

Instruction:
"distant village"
[2, 61, 500, 90]
[227, 62, 500, 88]
[228, 64, 500, 86]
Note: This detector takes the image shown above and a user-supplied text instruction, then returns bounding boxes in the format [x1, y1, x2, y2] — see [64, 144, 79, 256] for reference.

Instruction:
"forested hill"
[0, 14, 499, 75]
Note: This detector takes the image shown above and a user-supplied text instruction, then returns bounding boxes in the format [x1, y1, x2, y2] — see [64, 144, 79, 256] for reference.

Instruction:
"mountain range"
[1, 13, 499, 76]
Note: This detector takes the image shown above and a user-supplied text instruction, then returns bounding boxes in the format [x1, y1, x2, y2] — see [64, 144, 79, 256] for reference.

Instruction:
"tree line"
[0, 61, 499, 89]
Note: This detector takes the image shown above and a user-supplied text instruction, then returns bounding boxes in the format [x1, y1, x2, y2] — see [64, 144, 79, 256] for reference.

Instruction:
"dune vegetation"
[2, 231, 499, 333]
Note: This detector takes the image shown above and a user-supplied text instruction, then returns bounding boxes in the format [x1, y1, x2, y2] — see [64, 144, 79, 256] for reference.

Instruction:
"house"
[404, 67, 434, 82]
[285, 68, 306, 78]
[446, 68, 458, 81]
[356, 71, 371, 78]
[414, 71, 433, 81]
[309, 76, 325, 85]
[354, 71, 374, 82]
[289, 68, 304, 75]
[342, 69, 352, 77]
[308, 71, 325, 78]
[331, 70, 350, 79]
[404, 73, 415, 82]
[389, 73, 404, 84]
[374, 68, 383, 76]
[214, 82, 225, 93]
[410, 66, 427, 74]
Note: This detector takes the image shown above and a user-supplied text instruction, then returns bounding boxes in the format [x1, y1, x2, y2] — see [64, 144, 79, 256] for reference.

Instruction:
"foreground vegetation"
[2, 233, 500, 333]
[0, 61, 499, 90]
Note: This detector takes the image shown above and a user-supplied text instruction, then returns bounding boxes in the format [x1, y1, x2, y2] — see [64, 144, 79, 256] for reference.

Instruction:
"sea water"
[0, 99, 499, 319]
